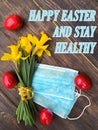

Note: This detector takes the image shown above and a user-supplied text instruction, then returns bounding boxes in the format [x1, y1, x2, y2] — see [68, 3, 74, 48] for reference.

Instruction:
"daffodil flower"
[19, 32, 51, 57]
[19, 36, 32, 54]
[1, 44, 28, 64]
[29, 31, 51, 57]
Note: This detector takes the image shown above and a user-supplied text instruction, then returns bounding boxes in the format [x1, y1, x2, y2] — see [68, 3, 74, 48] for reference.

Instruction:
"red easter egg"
[40, 109, 53, 125]
[4, 14, 23, 31]
[74, 74, 92, 90]
[2, 71, 18, 89]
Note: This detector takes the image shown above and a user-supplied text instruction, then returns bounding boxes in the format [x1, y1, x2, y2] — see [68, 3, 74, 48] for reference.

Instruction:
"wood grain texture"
[0, 0, 98, 130]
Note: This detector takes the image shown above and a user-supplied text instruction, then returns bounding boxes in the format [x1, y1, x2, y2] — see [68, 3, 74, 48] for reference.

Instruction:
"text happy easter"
[28, 10, 97, 54]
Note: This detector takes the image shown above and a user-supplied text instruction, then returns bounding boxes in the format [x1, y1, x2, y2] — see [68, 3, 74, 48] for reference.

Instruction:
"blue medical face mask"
[32, 64, 91, 120]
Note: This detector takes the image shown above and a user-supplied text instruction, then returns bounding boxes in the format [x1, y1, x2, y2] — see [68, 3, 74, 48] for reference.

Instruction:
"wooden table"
[0, 0, 98, 130]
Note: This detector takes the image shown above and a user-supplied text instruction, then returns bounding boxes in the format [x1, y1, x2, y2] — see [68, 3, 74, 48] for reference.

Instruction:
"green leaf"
[23, 102, 35, 126]
[18, 48, 31, 87]
[28, 100, 36, 119]
[25, 59, 30, 86]
[15, 70, 25, 86]
[16, 100, 22, 123]
[16, 100, 35, 126]
[19, 59, 29, 86]
[29, 56, 37, 86]
[19, 101, 24, 121]
[20, 60, 27, 85]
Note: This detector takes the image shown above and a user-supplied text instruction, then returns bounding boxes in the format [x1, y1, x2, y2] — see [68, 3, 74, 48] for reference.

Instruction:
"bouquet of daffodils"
[1, 31, 51, 126]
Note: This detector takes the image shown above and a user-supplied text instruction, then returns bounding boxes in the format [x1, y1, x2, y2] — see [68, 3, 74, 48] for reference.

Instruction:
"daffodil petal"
[21, 55, 30, 60]
[36, 49, 43, 57]
[1, 53, 12, 60]
[45, 50, 51, 56]
[8, 45, 20, 56]
[21, 39, 26, 47]
[27, 34, 35, 45]
[20, 37, 29, 47]
[40, 45, 49, 50]
[25, 44, 32, 53]
[31, 36, 39, 45]
[39, 31, 51, 46]
[20, 36, 33, 54]
[15, 51, 22, 61]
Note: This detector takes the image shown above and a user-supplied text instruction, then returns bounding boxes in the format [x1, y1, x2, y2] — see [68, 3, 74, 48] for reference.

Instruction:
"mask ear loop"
[67, 90, 91, 120]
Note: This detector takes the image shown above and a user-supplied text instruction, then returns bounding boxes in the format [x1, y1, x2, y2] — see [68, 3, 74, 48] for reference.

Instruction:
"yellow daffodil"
[27, 34, 35, 45]
[30, 31, 51, 57]
[19, 36, 32, 54]
[19, 32, 51, 57]
[1, 44, 28, 63]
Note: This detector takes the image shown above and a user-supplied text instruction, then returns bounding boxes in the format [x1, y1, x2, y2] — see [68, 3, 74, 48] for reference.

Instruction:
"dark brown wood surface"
[0, 0, 98, 130]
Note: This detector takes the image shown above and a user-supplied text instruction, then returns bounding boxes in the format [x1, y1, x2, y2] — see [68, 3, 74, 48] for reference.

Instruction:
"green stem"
[15, 69, 25, 86]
